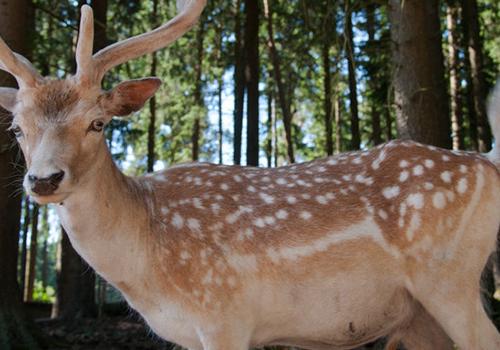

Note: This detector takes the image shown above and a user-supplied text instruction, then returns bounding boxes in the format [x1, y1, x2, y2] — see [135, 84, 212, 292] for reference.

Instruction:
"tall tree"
[244, 0, 260, 166]
[0, 0, 41, 347]
[366, 3, 383, 146]
[52, 229, 96, 320]
[321, 3, 335, 155]
[263, 0, 294, 163]
[233, 0, 245, 165]
[25, 204, 39, 302]
[192, 19, 205, 161]
[461, 0, 492, 152]
[40, 206, 49, 289]
[147, 0, 158, 171]
[19, 196, 31, 300]
[345, 0, 361, 150]
[446, 0, 465, 150]
[389, 0, 451, 148]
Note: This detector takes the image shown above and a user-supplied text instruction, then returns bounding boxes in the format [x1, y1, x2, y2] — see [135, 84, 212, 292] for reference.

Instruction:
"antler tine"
[0, 36, 42, 88]
[92, 0, 207, 84]
[75, 5, 95, 86]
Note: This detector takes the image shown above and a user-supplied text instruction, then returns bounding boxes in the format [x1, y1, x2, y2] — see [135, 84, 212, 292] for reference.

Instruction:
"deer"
[0, 1, 499, 349]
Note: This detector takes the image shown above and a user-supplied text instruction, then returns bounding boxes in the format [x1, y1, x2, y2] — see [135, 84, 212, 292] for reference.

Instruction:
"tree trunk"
[147, 0, 158, 171]
[217, 26, 223, 165]
[345, 0, 360, 150]
[266, 88, 273, 167]
[335, 96, 342, 153]
[0, 0, 41, 347]
[461, 0, 491, 152]
[52, 229, 96, 320]
[192, 21, 205, 161]
[446, 1, 464, 150]
[233, 0, 245, 165]
[40, 207, 49, 289]
[322, 34, 333, 155]
[245, 0, 260, 166]
[25, 204, 39, 302]
[389, 0, 451, 148]
[366, 3, 383, 146]
[263, 0, 294, 163]
[19, 196, 30, 300]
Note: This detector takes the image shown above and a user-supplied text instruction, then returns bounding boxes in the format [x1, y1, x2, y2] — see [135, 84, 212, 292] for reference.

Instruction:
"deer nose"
[28, 171, 65, 196]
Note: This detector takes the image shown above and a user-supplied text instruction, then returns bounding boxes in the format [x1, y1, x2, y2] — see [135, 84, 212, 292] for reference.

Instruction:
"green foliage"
[32, 281, 55, 303]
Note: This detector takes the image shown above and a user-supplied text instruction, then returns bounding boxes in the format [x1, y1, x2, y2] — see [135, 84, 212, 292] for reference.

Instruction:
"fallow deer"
[1, 1, 499, 349]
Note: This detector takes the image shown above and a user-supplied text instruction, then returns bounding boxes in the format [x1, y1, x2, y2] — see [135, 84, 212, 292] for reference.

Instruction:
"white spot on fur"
[399, 171, 409, 182]
[220, 183, 229, 191]
[399, 160, 409, 168]
[264, 216, 276, 225]
[247, 185, 256, 193]
[412, 165, 424, 176]
[211, 203, 221, 214]
[432, 192, 446, 209]
[440, 171, 452, 183]
[424, 159, 435, 168]
[300, 211, 312, 220]
[276, 209, 288, 220]
[442, 155, 450, 161]
[459, 165, 468, 174]
[276, 178, 287, 185]
[315, 195, 328, 205]
[259, 193, 275, 204]
[254, 218, 265, 228]
[378, 209, 388, 220]
[233, 175, 242, 182]
[287, 195, 297, 204]
[407, 193, 424, 209]
[383, 186, 400, 199]
[457, 178, 468, 194]
[187, 218, 201, 232]
[424, 182, 434, 190]
[172, 212, 184, 228]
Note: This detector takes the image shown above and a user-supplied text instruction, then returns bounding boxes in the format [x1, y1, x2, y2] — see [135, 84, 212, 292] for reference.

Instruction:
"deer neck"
[55, 144, 151, 285]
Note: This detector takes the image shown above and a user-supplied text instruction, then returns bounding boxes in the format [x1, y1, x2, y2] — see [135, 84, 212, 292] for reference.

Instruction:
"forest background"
[0, 0, 499, 349]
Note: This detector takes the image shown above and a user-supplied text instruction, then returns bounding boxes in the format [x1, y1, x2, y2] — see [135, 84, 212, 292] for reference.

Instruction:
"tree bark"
[0, 0, 41, 347]
[52, 229, 96, 320]
[147, 0, 158, 171]
[345, 0, 361, 150]
[40, 206, 49, 289]
[19, 196, 30, 300]
[25, 204, 39, 302]
[266, 88, 273, 167]
[446, 1, 464, 150]
[263, 0, 294, 163]
[192, 20, 205, 161]
[217, 26, 223, 165]
[233, 0, 245, 165]
[322, 34, 334, 155]
[335, 96, 342, 153]
[244, 0, 260, 166]
[366, 3, 383, 146]
[461, 0, 491, 152]
[389, 0, 451, 148]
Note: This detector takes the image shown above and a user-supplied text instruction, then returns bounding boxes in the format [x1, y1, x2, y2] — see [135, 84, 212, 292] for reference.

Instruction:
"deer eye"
[9, 124, 23, 138]
[89, 119, 105, 132]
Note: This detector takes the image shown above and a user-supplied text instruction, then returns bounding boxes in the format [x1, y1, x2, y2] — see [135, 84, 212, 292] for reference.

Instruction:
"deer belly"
[250, 275, 411, 348]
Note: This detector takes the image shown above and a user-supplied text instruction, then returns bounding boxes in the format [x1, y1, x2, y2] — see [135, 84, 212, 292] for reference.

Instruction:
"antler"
[76, 0, 207, 86]
[0, 37, 42, 88]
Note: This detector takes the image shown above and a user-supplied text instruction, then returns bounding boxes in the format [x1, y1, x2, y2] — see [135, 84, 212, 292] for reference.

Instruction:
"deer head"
[0, 1, 206, 205]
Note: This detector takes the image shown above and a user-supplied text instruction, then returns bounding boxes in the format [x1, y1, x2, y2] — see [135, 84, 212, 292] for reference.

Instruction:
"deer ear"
[0, 87, 18, 112]
[100, 78, 161, 117]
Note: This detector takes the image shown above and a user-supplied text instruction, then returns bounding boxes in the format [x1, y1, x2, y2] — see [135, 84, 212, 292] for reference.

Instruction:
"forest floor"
[37, 317, 176, 350]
